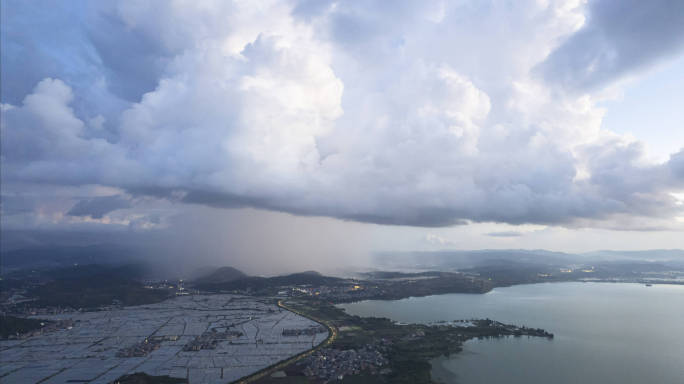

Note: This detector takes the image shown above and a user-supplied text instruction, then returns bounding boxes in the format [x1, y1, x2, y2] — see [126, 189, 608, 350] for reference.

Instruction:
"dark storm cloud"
[340, 213, 469, 228]
[86, 11, 171, 102]
[538, 0, 684, 91]
[0, 195, 36, 215]
[67, 195, 131, 219]
[181, 191, 470, 227]
[181, 191, 269, 210]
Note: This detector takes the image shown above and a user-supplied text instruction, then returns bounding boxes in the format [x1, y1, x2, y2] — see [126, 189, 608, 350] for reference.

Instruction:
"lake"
[338, 282, 684, 384]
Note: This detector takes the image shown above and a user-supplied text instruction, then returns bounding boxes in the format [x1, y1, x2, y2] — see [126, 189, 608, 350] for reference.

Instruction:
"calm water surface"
[338, 283, 684, 384]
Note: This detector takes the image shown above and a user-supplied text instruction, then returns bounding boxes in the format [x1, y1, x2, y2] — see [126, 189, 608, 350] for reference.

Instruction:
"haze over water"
[340, 283, 684, 384]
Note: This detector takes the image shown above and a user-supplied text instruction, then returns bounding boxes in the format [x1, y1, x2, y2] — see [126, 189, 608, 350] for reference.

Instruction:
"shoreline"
[340, 282, 684, 384]
[333, 279, 684, 306]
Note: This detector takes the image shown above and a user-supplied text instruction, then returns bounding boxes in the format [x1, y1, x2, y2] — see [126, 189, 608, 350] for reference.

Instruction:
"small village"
[300, 344, 391, 382]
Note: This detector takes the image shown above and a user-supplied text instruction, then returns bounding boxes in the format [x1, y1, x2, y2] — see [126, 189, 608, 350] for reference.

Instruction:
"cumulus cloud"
[1, 78, 131, 186]
[2, 0, 684, 230]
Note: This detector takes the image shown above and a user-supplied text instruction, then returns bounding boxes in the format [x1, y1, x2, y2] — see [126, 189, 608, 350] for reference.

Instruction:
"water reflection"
[339, 283, 684, 384]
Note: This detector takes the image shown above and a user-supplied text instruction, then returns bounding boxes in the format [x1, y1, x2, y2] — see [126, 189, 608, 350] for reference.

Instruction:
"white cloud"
[425, 234, 456, 246]
[2, 0, 683, 231]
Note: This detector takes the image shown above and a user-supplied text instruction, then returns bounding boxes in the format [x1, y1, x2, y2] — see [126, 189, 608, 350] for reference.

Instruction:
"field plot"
[0, 295, 328, 384]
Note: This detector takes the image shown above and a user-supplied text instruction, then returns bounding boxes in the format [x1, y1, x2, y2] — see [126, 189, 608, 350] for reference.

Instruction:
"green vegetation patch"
[0, 315, 46, 339]
[30, 275, 170, 309]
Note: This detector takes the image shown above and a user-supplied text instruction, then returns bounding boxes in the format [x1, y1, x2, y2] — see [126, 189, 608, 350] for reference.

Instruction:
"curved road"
[232, 300, 337, 383]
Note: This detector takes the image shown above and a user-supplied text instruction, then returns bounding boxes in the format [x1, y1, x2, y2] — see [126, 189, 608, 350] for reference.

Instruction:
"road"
[233, 300, 337, 383]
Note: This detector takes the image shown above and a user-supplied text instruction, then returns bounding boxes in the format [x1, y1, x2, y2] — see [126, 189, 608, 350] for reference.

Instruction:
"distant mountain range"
[192, 269, 343, 293]
[3, 244, 683, 278]
[3, 245, 683, 310]
[373, 249, 684, 271]
[581, 249, 684, 261]
[0, 245, 139, 271]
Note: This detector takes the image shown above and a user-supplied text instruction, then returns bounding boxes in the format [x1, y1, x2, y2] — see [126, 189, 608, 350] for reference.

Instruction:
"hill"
[25, 266, 172, 309]
[193, 271, 343, 294]
[0, 244, 137, 271]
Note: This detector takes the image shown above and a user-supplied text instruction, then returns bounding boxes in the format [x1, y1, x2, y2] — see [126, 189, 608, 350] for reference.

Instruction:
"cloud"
[486, 231, 523, 238]
[2, 0, 684, 230]
[538, 0, 684, 91]
[1, 78, 132, 186]
[67, 195, 132, 219]
[669, 150, 684, 183]
[425, 234, 457, 246]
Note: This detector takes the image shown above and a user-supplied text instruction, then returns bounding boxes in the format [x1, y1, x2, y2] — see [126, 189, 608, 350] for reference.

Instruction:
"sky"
[2, 0, 684, 273]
